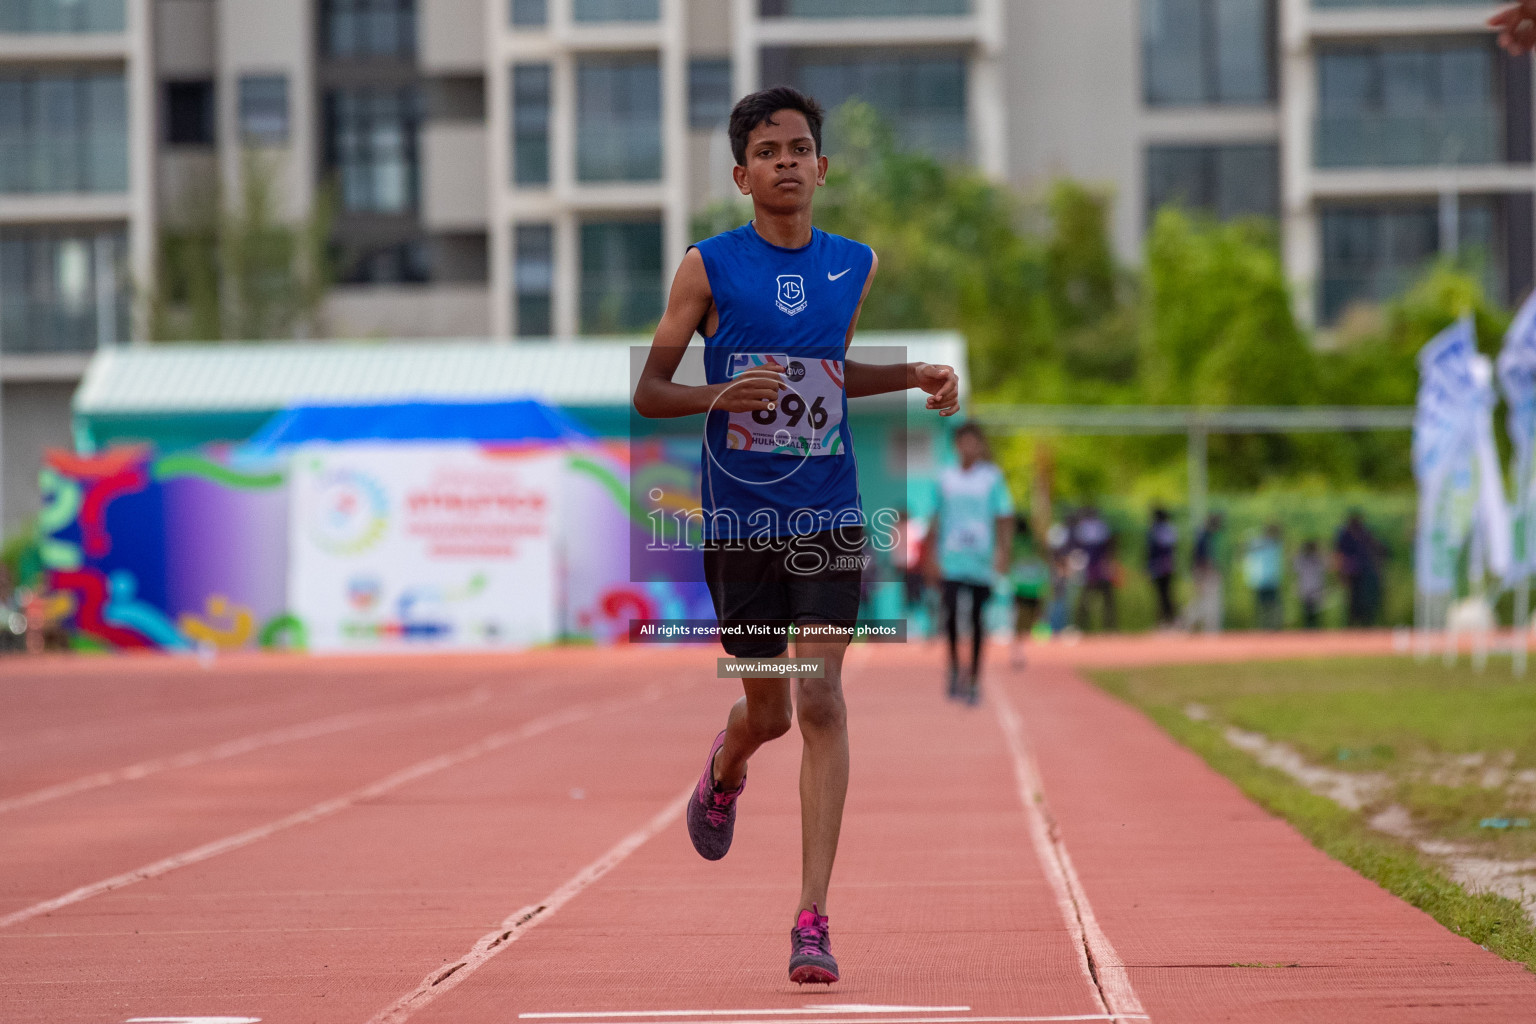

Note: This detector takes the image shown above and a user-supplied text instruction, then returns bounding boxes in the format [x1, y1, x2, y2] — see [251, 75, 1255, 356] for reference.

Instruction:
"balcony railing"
[0, 0, 123, 32]
[760, 0, 970, 16]
[579, 282, 662, 334]
[0, 295, 126, 352]
[0, 128, 128, 193]
[1313, 0, 1488, 8]
[1314, 110, 1501, 168]
[1321, 261, 1499, 322]
[576, 120, 662, 182]
[899, 115, 968, 161]
[572, 0, 658, 22]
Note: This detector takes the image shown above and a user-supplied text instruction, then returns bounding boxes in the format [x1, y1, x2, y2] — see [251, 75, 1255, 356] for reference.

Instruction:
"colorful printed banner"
[288, 443, 560, 652]
[38, 440, 713, 653]
[38, 447, 294, 652]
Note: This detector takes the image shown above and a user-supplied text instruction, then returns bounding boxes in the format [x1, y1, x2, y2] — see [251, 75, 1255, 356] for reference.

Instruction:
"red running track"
[1, 637, 1532, 1023]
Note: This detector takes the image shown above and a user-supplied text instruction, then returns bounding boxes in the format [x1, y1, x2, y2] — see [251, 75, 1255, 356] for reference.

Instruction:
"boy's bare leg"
[794, 638, 850, 912]
[714, 672, 793, 790]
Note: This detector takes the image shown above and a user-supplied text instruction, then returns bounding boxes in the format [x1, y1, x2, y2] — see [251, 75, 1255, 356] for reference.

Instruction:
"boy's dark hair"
[728, 86, 824, 166]
[954, 421, 985, 442]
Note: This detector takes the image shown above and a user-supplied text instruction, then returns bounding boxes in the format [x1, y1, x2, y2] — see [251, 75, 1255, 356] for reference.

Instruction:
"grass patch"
[1103, 657, 1536, 848]
[1093, 660, 1536, 973]
[1108, 657, 1536, 770]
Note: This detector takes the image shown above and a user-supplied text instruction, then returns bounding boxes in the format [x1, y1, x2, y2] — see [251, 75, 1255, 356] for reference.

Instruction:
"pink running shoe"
[788, 904, 839, 984]
[686, 730, 744, 861]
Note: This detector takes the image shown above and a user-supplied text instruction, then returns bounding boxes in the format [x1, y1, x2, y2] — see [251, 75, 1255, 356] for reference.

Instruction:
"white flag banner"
[1471, 355, 1513, 582]
[1497, 290, 1536, 578]
[1414, 318, 1484, 597]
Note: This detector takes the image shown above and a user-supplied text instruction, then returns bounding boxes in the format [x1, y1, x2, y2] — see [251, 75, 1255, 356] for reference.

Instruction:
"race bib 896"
[725, 353, 846, 456]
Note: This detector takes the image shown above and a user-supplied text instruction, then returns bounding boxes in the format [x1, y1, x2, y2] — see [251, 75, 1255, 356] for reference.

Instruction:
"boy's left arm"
[841, 252, 962, 415]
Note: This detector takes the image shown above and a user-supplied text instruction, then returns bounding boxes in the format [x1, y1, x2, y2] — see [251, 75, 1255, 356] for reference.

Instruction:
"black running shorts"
[703, 526, 865, 658]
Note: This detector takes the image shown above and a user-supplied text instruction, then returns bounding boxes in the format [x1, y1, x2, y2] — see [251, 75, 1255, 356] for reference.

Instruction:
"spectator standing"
[1072, 505, 1117, 632]
[1184, 512, 1225, 634]
[1335, 512, 1386, 627]
[1244, 523, 1285, 631]
[1145, 507, 1179, 627]
[1294, 539, 1327, 629]
[1045, 519, 1074, 635]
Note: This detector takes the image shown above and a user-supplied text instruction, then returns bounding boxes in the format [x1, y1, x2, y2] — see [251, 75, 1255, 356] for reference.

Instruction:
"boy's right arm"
[632, 248, 785, 419]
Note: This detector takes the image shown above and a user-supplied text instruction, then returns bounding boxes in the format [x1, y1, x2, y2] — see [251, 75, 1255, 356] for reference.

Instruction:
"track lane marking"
[0, 689, 495, 816]
[521, 1008, 971, 1018]
[364, 784, 694, 1024]
[0, 686, 678, 932]
[993, 685, 1148, 1024]
[520, 1018, 1143, 1024]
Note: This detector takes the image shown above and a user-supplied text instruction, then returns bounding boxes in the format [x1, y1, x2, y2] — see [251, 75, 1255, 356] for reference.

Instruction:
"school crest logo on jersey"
[775, 274, 807, 316]
[728, 352, 788, 378]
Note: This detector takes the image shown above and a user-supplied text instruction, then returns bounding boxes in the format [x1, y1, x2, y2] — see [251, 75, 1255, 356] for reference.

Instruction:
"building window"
[1146, 143, 1279, 222]
[165, 80, 216, 146]
[512, 63, 551, 186]
[576, 55, 662, 182]
[689, 59, 732, 130]
[572, 0, 658, 22]
[322, 0, 416, 58]
[1320, 199, 1498, 323]
[1143, 0, 1275, 106]
[515, 223, 554, 337]
[335, 238, 432, 284]
[762, 47, 967, 159]
[509, 0, 546, 27]
[1316, 40, 1500, 168]
[0, 74, 127, 194]
[580, 220, 662, 334]
[0, 229, 127, 353]
[325, 87, 419, 213]
[239, 76, 290, 144]
[0, 0, 123, 32]
[759, 0, 969, 15]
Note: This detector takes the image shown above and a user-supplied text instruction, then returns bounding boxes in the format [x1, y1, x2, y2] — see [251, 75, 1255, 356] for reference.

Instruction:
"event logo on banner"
[289, 443, 561, 652]
[309, 468, 389, 555]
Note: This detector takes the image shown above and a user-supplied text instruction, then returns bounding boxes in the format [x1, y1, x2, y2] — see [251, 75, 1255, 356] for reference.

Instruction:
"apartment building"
[0, 0, 1527, 531]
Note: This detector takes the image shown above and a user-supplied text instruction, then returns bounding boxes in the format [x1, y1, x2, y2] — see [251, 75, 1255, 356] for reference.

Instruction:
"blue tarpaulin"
[241, 399, 593, 456]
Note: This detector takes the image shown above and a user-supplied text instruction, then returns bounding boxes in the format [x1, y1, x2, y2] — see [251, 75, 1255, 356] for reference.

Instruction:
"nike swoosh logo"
[828, 268, 851, 281]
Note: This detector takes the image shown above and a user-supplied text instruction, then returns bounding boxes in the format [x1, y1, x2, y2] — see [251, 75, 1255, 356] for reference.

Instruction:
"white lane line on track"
[992, 686, 1148, 1024]
[0, 686, 674, 932]
[520, 1018, 1144, 1024]
[521, 1008, 971, 1019]
[363, 784, 694, 1024]
[0, 689, 494, 817]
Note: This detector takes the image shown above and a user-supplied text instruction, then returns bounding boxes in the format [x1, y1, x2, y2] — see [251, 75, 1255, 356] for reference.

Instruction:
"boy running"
[925, 422, 1014, 703]
[633, 86, 959, 985]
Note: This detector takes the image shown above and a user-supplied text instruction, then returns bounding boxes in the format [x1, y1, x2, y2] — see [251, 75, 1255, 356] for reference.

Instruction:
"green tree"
[147, 152, 333, 341]
[813, 102, 1052, 388]
[1045, 180, 1119, 334]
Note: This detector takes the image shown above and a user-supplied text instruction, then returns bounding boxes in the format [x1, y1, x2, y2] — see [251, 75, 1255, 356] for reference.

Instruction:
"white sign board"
[288, 443, 560, 652]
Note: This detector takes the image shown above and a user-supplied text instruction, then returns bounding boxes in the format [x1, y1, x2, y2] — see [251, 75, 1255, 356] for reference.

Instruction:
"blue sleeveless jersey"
[693, 224, 874, 540]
